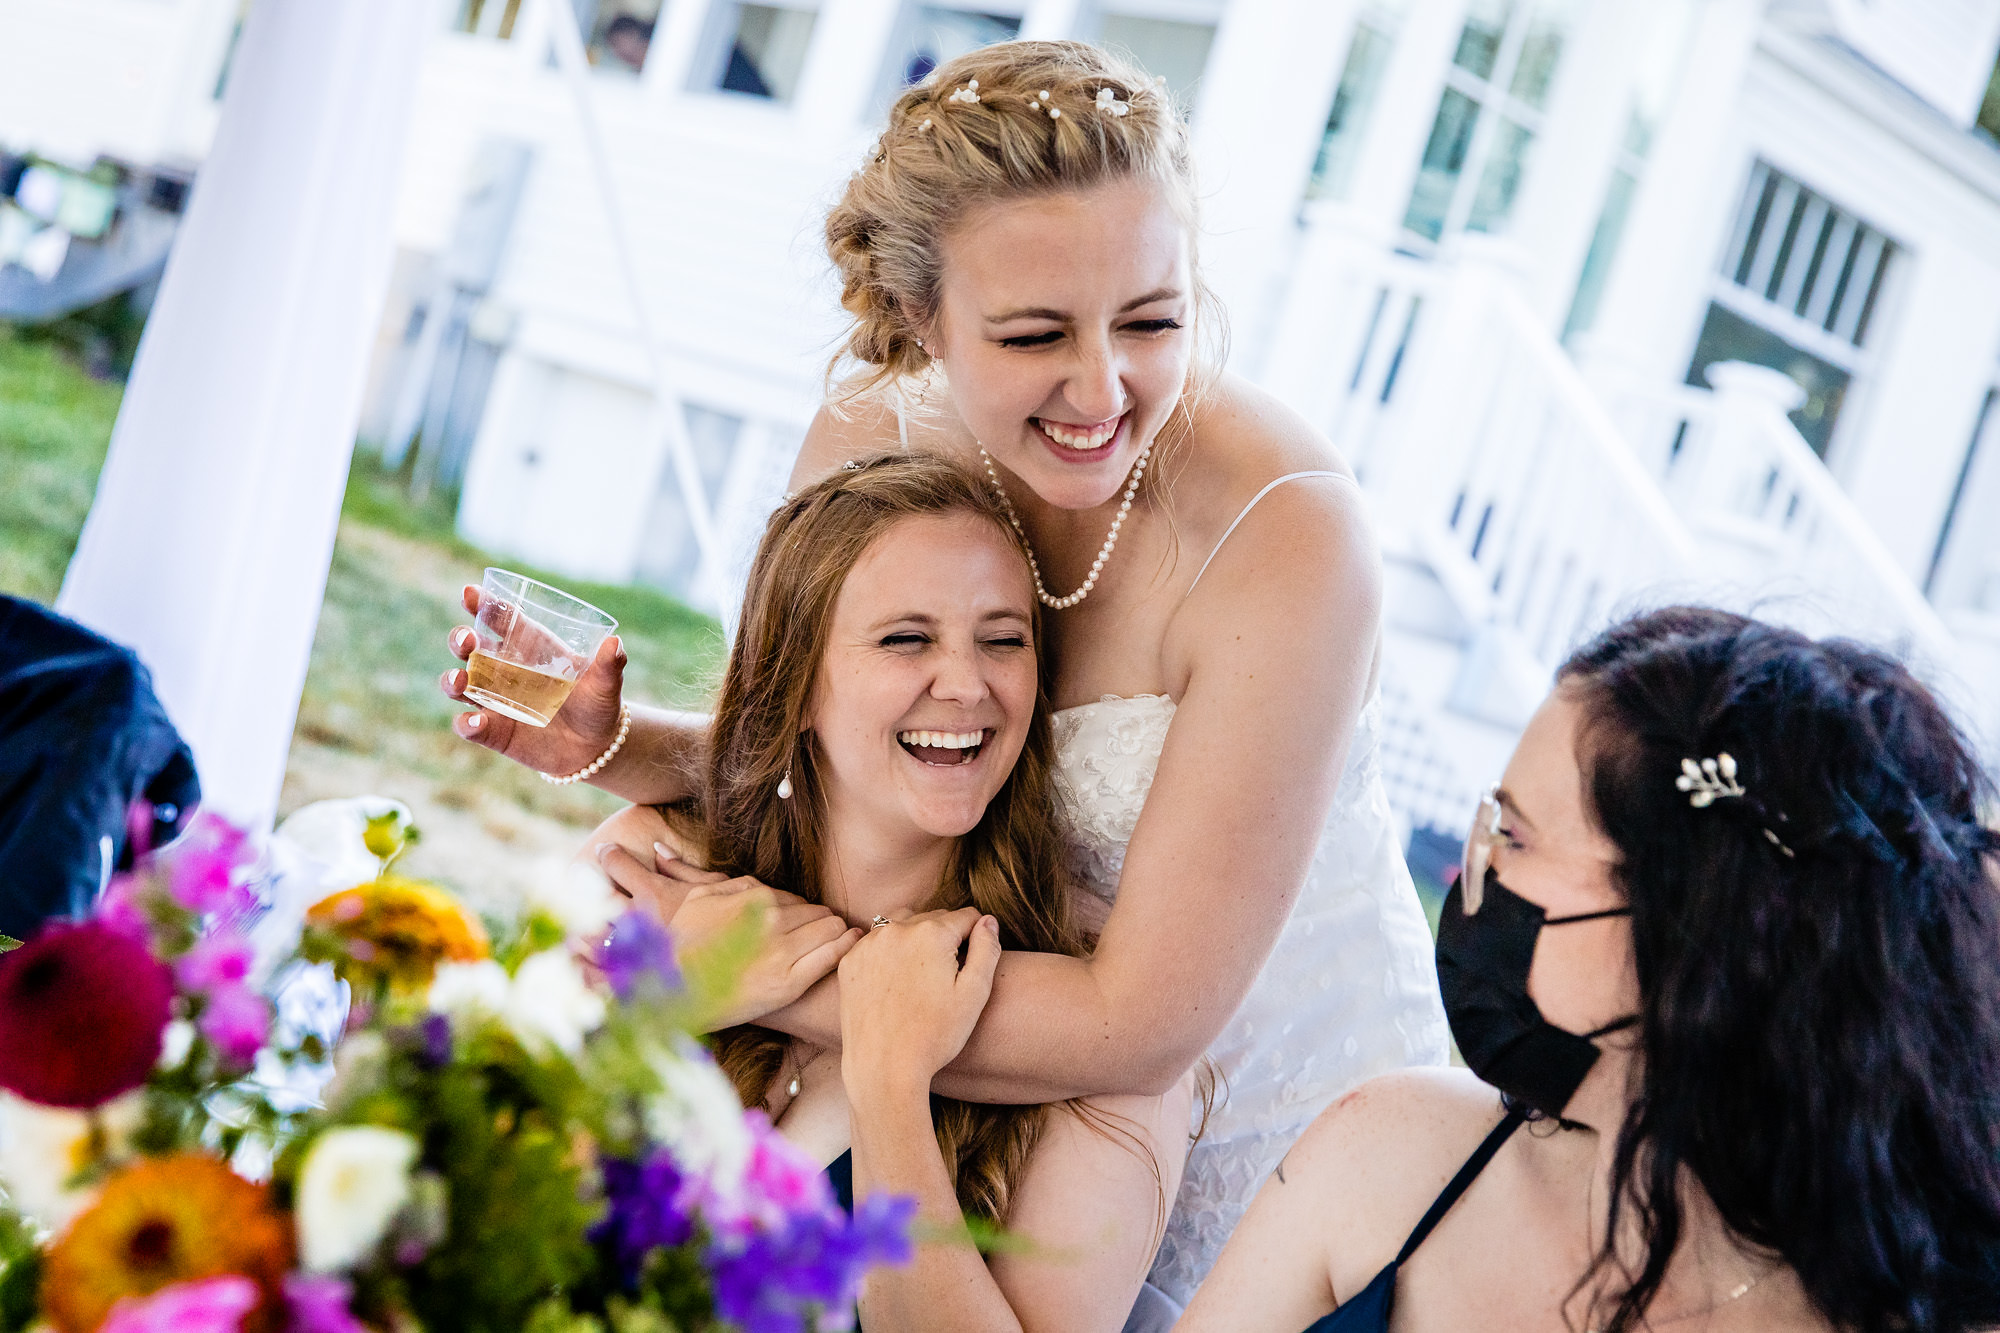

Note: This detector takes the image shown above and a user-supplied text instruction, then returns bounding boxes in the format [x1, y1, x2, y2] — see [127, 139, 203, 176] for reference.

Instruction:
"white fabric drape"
[57, 0, 432, 827]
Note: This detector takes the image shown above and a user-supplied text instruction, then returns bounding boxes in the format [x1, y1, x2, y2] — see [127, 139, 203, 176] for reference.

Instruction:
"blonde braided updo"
[825, 40, 1217, 397]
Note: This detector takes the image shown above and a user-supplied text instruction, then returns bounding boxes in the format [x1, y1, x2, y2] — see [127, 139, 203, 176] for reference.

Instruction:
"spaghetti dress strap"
[1185, 471, 1353, 597]
[1297, 1108, 1525, 1333]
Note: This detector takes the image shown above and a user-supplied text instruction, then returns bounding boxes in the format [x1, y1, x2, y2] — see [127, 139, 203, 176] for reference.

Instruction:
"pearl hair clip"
[1095, 87, 1130, 116]
[1676, 753, 1745, 807]
[948, 79, 980, 104]
[1027, 89, 1059, 119]
[1676, 753, 1796, 857]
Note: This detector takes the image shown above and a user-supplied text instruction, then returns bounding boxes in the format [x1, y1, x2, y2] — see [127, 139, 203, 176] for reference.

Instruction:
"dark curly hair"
[1556, 606, 2000, 1333]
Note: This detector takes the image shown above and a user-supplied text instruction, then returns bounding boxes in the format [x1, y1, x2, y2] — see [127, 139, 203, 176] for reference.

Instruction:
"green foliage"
[0, 328, 123, 603]
[0, 335, 726, 853]
[0, 1206, 42, 1333]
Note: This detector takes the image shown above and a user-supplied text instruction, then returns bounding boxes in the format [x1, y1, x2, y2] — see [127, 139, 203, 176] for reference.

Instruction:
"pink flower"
[0, 920, 173, 1108]
[100, 1275, 259, 1333]
[199, 982, 271, 1065]
[95, 873, 152, 944]
[177, 931, 257, 994]
[165, 813, 255, 917]
[284, 1274, 367, 1333]
[741, 1112, 832, 1223]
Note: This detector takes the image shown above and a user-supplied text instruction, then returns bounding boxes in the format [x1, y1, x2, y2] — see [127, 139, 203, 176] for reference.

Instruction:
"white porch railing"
[1261, 224, 1985, 765]
[1602, 362, 1961, 672]
[1271, 236, 1701, 675]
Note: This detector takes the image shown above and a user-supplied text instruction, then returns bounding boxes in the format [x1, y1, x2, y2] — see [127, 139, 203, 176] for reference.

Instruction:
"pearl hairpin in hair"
[1676, 753, 1797, 857]
[948, 79, 980, 104]
[1095, 87, 1130, 117]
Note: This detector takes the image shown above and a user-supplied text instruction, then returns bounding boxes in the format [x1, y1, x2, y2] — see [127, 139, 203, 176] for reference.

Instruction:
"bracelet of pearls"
[540, 702, 632, 786]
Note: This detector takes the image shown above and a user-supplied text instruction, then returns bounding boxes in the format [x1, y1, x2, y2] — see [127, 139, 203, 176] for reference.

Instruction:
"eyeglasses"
[1460, 784, 1503, 914]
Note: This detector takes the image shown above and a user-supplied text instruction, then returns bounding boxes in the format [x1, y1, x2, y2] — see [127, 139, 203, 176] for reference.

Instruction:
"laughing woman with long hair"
[587, 453, 1190, 1331]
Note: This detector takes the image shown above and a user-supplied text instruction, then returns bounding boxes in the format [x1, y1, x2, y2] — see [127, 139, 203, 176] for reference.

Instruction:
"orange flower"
[306, 875, 489, 996]
[42, 1153, 293, 1333]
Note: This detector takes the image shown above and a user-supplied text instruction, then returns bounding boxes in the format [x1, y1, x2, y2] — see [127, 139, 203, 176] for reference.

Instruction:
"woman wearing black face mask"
[1180, 606, 2000, 1333]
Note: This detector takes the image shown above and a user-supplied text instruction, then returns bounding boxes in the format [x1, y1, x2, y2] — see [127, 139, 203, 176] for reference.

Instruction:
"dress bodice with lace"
[1052, 691, 1449, 1304]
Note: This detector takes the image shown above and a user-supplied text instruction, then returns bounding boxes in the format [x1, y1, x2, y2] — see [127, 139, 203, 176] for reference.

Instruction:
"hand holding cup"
[441, 574, 626, 779]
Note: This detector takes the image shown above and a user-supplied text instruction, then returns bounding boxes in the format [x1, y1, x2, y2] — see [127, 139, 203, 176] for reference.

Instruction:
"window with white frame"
[694, 1, 820, 103]
[874, 2, 1023, 114]
[1683, 162, 1898, 457]
[1402, 0, 1579, 243]
[1562, 0, 1697, 342]
[1083, 0, 1221, 111]
[1307, 1, 1407, 202]
[575, 0, 667, 73]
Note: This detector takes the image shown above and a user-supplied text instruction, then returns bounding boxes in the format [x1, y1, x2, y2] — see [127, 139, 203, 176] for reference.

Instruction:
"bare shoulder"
[793, 398, 901, 486]
[1198, 372, 1348, 478]
[1278, 1069, 1511, 1273]
[1178, 374, 1376, 593]
[576, 803, 707, 868]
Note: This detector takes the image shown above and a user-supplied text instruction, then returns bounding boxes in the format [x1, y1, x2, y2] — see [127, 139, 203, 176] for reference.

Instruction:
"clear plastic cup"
[461, 568, 617, 728]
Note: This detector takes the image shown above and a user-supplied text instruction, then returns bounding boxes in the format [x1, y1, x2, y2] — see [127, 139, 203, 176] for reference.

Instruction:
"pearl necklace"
[979, 443, 1151, 610]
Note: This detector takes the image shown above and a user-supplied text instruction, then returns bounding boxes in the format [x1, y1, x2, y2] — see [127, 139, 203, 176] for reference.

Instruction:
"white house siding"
[1824, 0, 2000, 127]
[0, 0, 237, 168]
[1733, 29, 2000, 581]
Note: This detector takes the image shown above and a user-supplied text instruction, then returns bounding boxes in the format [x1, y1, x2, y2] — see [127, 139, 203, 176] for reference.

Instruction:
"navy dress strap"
[828, 1148, 855, 1215]
[1299, 1108, 1525, 1333]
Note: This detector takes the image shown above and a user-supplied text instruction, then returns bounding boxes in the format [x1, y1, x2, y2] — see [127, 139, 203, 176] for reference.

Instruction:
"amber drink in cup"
[463, 568, 617, 727]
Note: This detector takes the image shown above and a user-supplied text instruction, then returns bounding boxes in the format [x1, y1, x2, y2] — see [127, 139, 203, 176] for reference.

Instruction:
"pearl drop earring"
[777, 769, 793, 800]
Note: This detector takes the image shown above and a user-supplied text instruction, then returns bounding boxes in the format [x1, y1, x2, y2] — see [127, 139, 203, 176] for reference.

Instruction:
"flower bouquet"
[0, 807, 911, 1333]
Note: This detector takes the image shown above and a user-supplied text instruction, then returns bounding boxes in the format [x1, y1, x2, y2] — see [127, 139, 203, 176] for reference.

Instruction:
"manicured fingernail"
[465, 713, 482, 731]
[653, 842, 677, 863]
[594, 842, 614, 865]
[983, 915, 999, 932]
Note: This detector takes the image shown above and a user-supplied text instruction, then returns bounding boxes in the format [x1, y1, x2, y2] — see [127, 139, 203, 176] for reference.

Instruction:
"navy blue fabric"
[0, 596, 198, 938]
[828, 1148, 854, 1215]
[1301, 1110, 1525, 1333]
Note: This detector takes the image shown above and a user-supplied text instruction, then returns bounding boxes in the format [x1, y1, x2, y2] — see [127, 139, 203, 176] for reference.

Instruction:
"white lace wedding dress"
[1053, 691, 1450, 1304]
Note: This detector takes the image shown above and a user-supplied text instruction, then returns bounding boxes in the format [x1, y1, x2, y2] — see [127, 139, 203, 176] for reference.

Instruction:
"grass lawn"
[0, 328, 724, 902]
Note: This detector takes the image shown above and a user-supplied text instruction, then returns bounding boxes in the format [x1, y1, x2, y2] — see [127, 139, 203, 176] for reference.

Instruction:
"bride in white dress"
[441, 40, 1446, 1304]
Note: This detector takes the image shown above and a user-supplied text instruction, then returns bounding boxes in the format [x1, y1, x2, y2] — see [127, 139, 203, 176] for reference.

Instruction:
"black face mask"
[1436, 870, 1634, 1120]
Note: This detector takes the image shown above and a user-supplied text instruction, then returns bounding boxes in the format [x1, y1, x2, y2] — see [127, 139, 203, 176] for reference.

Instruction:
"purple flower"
[594, 1148, 697, 1284]
[198, 981, 270, 1065]
[597, 911, 680, 1001]
[284, 1274, 368, 1333]
[706, 1194, 916, 1333]
[417, 1012, 453, 1069]
[99, 1275, 260, 1333]
[177, 930, 257, 994]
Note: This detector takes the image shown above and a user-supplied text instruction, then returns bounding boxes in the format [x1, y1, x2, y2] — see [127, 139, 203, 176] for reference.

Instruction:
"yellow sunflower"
[306, 875, 490, 996]
[42, 1152, 293, 1333]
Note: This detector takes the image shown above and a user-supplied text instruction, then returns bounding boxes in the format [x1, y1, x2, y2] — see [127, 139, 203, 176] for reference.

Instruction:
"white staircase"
[1260, 227, 1990, 843]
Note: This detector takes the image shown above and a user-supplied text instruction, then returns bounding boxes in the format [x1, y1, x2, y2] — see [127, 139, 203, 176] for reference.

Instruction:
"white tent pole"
[56, 0, 433, 828]
[536, 0, 724, 612]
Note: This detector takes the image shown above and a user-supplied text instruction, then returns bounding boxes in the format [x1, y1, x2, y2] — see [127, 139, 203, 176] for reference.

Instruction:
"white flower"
[503, 950, 606, 1055]
[427, 959, 510, 1024]
[296, 1125, 420, 1272]
[157, 1019, 196, 1072]
[528, 861, 623, 941]
[644, 1038, 752, 1200]
[0, 1091, 144, 1231]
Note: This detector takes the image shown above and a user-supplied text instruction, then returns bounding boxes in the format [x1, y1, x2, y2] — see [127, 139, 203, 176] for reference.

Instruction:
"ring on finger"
[870, 915, 891, 930]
